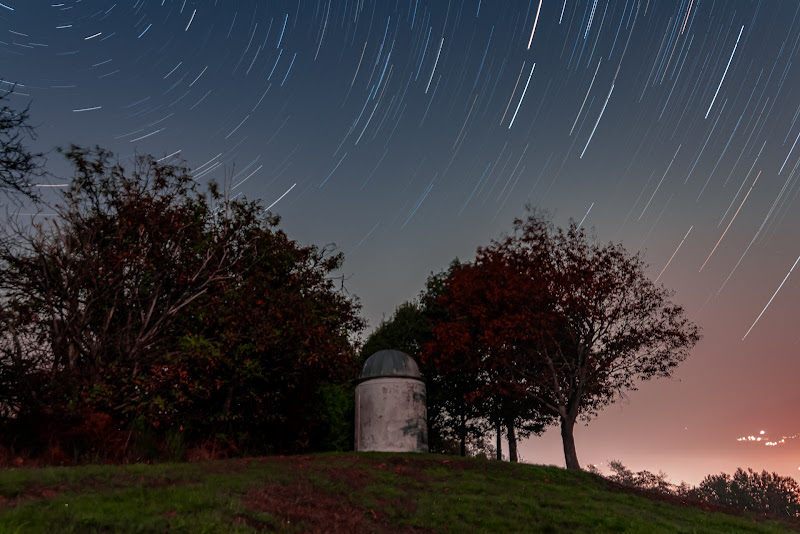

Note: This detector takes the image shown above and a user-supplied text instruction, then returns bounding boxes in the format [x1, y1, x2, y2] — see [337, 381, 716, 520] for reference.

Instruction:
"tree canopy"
[420, 253, 554, 462]
[698, 468, 800, 518]
[362, 260, 544, 460]
[0, 87, 45, 203]
[422, 208, 701, 469]
[0, 146, 364, 462]
[603, 460, 800, 519]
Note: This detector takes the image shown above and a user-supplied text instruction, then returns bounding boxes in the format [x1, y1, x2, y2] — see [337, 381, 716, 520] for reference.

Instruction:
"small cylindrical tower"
[355, 349, 428, 452]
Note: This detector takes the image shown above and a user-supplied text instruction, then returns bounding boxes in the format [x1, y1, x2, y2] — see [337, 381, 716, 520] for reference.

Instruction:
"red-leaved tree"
[424, 208, 700, 469]
[421, 251, 555, 462]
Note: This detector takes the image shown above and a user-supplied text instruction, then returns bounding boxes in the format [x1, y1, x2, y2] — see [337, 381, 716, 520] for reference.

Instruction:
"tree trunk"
[67, 341, 79, 370]
[560, 415, 580, 470]
[495, 419, 502, 460]
[223, 386, 234, 414]
[506, 419, 518, 462]
[459, 413, 467, 456]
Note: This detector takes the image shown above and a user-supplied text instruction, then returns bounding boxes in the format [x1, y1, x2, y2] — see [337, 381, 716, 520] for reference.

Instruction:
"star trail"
[3, 0, 799, 484]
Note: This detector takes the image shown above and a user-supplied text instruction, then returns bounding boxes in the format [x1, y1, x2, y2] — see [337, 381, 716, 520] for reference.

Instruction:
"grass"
[0, 452, 797, 533]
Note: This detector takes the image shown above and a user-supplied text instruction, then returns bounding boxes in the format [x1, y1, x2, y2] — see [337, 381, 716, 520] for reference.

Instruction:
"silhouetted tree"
[423, 208, 700, 469]
[421, 254, 555, 462]
[0, 145, 364, 462]
[0, 86, 45, 202]
[593, 459, 800, 518]
[361, 301, 430, 361]
[698, 468, 800, 518]
[607, 459, 673, 494]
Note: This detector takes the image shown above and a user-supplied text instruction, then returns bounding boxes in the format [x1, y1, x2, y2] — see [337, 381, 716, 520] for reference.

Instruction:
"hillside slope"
[0, 452, 797, 533]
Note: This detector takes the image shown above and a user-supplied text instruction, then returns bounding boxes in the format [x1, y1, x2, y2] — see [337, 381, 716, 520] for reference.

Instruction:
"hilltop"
[0, 452, 798, 533]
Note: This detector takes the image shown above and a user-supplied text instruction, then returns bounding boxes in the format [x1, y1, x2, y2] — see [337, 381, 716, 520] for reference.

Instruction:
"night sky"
[4, 0, 799, 485]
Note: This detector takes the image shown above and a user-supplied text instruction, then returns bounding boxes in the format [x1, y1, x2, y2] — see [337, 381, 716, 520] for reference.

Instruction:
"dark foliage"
[606, 459, 676, 494]
[0, 87, 45, 203]
[420, 254, 555, 462]
[422, 207, 701, 469]
[698, 468, 800, 518]
[0, 146, 364, 463]
[598, 460, 800, 521]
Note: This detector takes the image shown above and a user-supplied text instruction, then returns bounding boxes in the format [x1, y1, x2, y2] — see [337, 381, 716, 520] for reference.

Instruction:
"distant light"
[760, 430, 765, 435]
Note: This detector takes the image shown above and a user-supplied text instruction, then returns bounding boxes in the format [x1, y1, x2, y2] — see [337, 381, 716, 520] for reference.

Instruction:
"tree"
[607, 459, 673, 494]
[424, 208, 700, 469]
[161, 226, 365, 453]
[361, 301, 430, 361]
[0, 86, 45, 202]
[421, 255, 554, 462]
[0, 145, 364, 462]
[698, 468, 800, 517]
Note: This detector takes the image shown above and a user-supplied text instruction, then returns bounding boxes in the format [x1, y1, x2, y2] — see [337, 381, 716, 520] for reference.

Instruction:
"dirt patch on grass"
[242, 480, 430, 533]
[0, 475, 201, 508]
[372, 458, 429, 483]
[260, 454, 430, 490]
[367, 456, 469, 484]
[325, 465, 377, 491]
[0, 484, 64, 507]
[243, 481, 365, 533]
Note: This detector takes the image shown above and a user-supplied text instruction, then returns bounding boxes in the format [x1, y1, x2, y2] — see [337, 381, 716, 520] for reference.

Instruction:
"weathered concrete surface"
[355, 377, 428, 453]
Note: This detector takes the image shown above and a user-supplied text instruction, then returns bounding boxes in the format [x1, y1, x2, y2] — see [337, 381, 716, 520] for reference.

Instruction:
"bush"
[697, 468, 800, 518]
[600, 460, 800, 519]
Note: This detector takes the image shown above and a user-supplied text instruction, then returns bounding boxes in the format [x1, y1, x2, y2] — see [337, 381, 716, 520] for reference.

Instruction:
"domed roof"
[359, 349, 421, 381]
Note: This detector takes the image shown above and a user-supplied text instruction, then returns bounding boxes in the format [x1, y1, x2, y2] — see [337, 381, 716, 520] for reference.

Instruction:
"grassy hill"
[0, 452, 797, 533]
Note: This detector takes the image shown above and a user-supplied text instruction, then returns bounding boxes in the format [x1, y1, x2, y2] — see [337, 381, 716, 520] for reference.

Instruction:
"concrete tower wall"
[355, 377, 428, 452]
